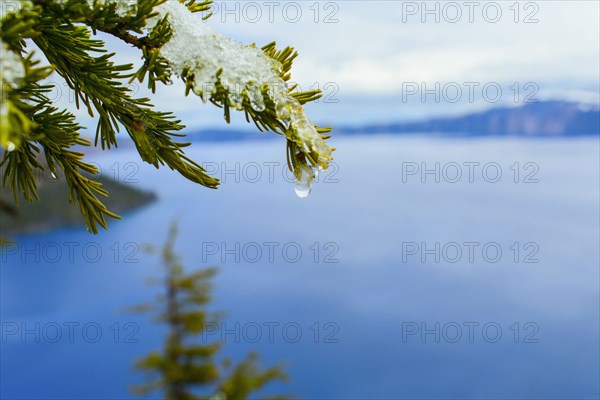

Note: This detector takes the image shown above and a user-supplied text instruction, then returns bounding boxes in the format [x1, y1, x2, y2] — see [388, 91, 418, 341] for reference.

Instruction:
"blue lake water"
[1, 135, 599, 399]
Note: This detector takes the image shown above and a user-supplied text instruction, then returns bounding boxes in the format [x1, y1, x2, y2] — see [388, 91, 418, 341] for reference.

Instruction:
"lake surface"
[1, 135, 599, 399]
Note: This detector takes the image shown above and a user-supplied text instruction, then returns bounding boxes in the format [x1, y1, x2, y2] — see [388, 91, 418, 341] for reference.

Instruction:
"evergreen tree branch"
[32, 11, 219, 188]
[1, 0, 335, 234]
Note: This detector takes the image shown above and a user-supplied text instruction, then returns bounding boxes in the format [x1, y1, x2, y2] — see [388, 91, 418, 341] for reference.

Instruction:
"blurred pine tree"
[132, 223, 289, 400]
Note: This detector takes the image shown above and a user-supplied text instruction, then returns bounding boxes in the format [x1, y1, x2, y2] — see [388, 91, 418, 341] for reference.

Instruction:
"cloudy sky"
[52, 0, 600, 130]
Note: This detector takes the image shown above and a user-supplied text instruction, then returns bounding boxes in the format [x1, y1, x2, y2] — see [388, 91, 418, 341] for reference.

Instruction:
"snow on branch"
[145, 0, 333, 195]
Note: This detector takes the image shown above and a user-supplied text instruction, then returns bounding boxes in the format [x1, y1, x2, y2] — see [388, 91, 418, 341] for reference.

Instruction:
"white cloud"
[41, 1, 600, 128]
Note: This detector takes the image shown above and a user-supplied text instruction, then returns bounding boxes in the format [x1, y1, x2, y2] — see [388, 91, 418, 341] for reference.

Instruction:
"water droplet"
[6, 142, 16, 152]
[294, 165, 313, 198]
[275, 101, 293, 129]
[251, 101, 265, 112]
[294, 181, 311, 198]
[250, 95, 266, 112]
[51, 172, 57, 179]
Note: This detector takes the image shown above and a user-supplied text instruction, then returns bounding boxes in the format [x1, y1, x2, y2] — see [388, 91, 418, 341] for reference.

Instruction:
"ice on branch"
[0, 44, 24, 86]
[145, 0, 333, 195]
[57, 0, 136, 16]
[0, 43, 25, 151]
[51, 0, 333, 196]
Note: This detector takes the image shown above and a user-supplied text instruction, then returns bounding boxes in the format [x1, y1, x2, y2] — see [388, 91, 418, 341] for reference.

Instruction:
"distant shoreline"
[0, 176, 156, 236]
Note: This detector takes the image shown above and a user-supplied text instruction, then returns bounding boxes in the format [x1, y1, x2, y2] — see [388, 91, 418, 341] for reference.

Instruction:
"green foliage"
[0, 0, 333, 234]
[132, 224, 289, 399]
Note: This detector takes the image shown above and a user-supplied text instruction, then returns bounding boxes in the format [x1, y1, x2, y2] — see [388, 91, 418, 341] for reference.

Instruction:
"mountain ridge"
[339, 101, 600, 137]
[183, 101, 600, 141]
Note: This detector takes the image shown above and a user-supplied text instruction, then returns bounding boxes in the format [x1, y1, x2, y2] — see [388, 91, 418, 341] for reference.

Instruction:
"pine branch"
[1, 0, 335, 234]
[32, 13, 219, 188]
